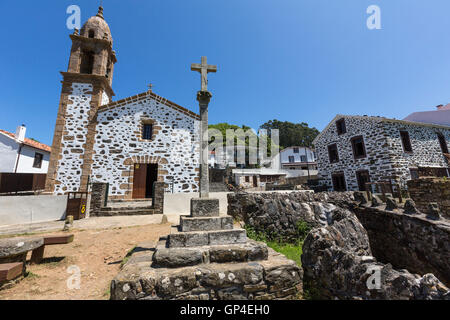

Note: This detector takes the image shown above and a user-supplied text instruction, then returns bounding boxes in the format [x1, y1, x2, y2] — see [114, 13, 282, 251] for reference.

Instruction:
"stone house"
[313, 114, 450, 191]
[45, 7, 200, 199]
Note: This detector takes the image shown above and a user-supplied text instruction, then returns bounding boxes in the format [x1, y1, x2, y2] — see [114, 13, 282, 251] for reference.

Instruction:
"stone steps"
[180, 216, 233, 232]
[95, 209, 156, 216]
[100, 205, 153, 212]
[168, 226, 247, 248]
[152, 238, 268, 268]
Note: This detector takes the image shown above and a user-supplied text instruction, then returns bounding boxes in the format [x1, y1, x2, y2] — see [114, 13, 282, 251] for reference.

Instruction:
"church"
[45, 7, 200, 199]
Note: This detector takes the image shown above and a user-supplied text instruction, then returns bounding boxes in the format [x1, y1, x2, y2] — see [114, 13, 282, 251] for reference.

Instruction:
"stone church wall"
[91, 95, 200, 198]
[54, 83, 93, 194]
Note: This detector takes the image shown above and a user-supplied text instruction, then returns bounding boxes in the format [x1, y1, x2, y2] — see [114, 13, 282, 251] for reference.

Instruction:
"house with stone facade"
[45, 7, 200, 199]
[313, 114, 450, 191]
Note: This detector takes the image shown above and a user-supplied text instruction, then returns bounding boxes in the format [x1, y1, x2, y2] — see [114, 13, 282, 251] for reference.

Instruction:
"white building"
[0, 125, 51, 174]
[280, 146, 317, 172]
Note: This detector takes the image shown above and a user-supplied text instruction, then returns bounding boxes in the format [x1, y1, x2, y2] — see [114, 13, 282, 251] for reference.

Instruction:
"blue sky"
[1, 0, 450, 145]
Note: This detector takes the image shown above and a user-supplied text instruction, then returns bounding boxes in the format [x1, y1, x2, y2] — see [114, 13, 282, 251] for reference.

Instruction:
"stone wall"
[92, 94, 200, 198]
[89, 182, 108, 217]
[354, 205, 450, 287]
[228, 191, 450, 299]
[314, 115, 450, 191]
[227, 191, 355, 242]
[407, 178, 450, 219]
[152, 182, 164, 214]
[54, 83, 93, 194]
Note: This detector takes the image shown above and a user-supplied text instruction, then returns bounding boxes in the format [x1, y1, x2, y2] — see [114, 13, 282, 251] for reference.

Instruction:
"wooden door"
[253, 176, 258, 187]
[356, 170, 371, 191]
[132, 163, 147, 199]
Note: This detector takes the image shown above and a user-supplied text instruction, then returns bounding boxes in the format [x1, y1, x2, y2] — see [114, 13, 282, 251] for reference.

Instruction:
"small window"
[80, 50, 95, 74]
[409, 168, 419, 180]
[288, 156, 295, 163]
[245, 176, 250, 183]
[437, 132, 449, 154]
[88, 29, 95, 38]
[332, 173, 347, 191]
[300, 155, 307, 162]
[351, 136, 366, 159]
[336, 118, 346, 135]
[400, 131, 413, 153]
[293, 147, 299, 153]
[142, 124, 153, 140]
[33, 153, 43, 168]
[328, 144, 339, 163]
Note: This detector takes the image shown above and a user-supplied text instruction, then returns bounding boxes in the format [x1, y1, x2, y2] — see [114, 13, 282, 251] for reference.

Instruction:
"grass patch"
[244, 225, 304, 267]
[266, 241, 303, 267]
[25, 271, 40, 280]
[120, 246, 136, 268]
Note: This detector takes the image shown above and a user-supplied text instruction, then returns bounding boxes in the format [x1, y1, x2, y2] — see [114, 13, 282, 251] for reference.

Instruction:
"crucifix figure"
[191, 56, 217, 92]
[191, 56, 217, 198]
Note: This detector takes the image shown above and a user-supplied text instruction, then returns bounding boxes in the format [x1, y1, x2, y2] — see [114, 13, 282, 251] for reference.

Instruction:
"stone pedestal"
[110, 196, 303, 300]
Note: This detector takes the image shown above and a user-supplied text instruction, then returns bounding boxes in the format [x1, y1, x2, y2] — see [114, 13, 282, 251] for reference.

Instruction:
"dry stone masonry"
[228, 191, 450, 299]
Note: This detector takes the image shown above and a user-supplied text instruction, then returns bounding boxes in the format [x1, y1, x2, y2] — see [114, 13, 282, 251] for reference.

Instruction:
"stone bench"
[30, 234, 74, 264]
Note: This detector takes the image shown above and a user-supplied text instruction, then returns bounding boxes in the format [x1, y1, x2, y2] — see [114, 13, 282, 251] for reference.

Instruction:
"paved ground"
[0, 214, 186, 237]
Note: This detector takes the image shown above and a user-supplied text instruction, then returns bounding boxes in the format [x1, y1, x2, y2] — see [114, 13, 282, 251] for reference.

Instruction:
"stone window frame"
[350, 135, 367, 160]
[328, 143, 339, 163]
[336, 118, 347, 135]
[399, 130, 413, 153]
[138, 118, 160, 142]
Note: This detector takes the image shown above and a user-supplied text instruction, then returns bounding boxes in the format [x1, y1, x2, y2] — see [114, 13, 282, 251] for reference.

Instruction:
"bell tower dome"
[45, 6, 118, 194]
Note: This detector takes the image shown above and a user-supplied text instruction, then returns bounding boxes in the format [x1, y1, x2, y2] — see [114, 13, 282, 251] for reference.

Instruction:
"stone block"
[190, 198, 219, 217]
[180, 216, 233, 232]
[153, 248, 204, 268]
[208, 229, 247, 246]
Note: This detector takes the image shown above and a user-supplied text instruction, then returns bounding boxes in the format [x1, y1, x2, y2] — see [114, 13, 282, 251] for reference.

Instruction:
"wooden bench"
[0, 262, 23, 282]
[30, 234, 74, 264]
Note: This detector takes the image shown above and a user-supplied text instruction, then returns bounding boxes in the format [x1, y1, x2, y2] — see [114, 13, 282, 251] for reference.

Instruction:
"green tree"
[259, 120, 319, 149]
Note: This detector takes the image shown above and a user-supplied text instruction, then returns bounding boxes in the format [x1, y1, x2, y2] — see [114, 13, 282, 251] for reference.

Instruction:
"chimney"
[15, 124, 26, 142]
[437, 103, 450, 110]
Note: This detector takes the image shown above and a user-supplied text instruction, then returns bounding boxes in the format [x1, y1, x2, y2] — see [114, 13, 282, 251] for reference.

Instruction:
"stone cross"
[191, 56, 217, 92]
[191, 56, 217, 198]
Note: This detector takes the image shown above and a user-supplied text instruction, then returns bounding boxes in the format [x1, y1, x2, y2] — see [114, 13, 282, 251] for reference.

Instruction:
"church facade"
[45, 7, 200, 199]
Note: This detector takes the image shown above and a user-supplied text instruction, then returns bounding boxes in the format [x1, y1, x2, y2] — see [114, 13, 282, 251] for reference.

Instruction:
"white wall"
[280, 147, 315, 164]
[164, 192, 230, 215]
[15, 145, 50, 174]
[0, 195, 67, 226]
[0, 133, 18, 173]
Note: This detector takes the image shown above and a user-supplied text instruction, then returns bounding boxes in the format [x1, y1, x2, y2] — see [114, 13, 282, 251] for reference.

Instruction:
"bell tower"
[45, 6, 117, 194]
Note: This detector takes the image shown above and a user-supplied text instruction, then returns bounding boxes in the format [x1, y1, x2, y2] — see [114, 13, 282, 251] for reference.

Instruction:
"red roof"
[0, 129, 51, 153]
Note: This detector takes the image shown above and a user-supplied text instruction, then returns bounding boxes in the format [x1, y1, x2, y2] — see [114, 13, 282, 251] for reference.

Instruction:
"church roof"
[98, 90, 200, 120]
[0, 129, 51, 152]
[80, 6, 112, 42]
